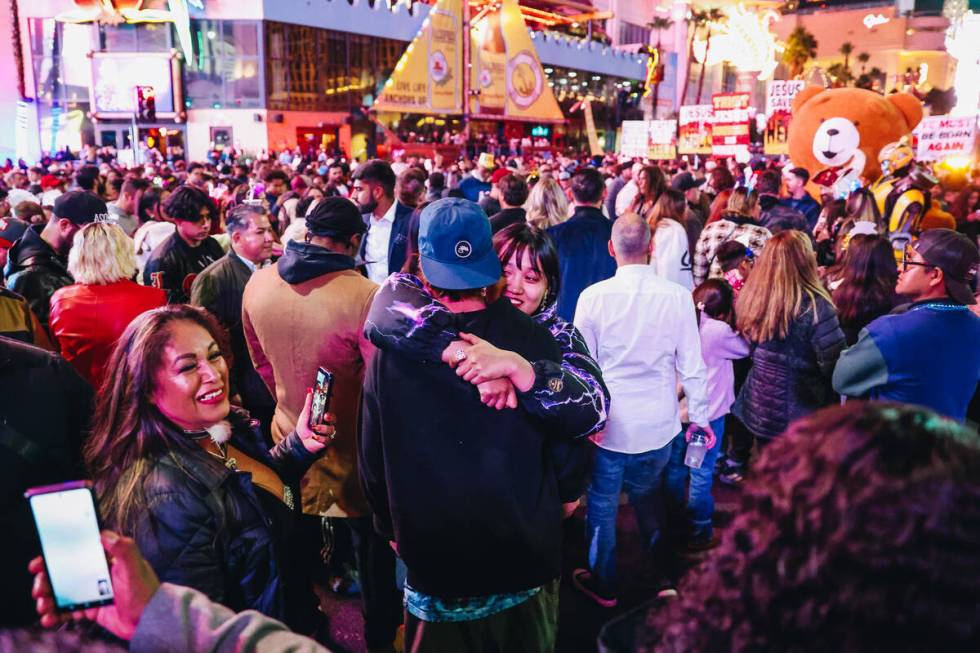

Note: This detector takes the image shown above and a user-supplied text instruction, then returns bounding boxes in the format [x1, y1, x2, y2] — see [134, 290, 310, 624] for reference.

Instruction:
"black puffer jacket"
[132, 410, 318, 623]
[3, 226, 73, 332]
[733, 294, 845, 440]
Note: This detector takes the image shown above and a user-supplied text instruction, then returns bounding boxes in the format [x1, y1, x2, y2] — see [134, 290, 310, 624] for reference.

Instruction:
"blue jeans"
[585, 442, 673, 593]
[664, 416, 726, 540]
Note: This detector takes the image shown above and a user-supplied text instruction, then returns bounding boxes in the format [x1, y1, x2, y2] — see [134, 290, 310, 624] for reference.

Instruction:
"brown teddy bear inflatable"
[788, 86, 923, 190]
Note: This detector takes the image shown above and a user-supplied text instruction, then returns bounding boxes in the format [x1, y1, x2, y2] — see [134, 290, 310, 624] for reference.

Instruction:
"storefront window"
[29, 19, 92, 107]
[265, 21, 402, 112]
[618, 22, 651, 47]
[185, 20, 262, 109]
[28, 19, 95, 151]
[98, 23, 170, 52]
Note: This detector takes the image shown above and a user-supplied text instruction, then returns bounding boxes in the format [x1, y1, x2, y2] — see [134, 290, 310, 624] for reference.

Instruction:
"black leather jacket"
[3, 226, 72, 331]
[132, 410, 319, 623]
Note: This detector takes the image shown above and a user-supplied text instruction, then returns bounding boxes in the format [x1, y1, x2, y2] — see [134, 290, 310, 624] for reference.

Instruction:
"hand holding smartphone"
[309, 367, 334, 429]
[25, 481, 114, 612]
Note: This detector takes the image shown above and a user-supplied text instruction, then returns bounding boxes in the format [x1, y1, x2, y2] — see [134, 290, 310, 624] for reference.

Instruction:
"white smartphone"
[25, 481, 114, 612]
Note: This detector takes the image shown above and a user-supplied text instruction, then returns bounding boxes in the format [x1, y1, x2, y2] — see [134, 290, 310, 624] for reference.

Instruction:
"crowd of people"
[1, 143, 978, 652]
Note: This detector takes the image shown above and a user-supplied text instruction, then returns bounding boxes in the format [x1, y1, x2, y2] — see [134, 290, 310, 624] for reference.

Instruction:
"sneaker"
[686, 532, 721, 553]
[715, 453, 730, 473]
[718, 462, 745, 487]
[571, 568, 618, 608]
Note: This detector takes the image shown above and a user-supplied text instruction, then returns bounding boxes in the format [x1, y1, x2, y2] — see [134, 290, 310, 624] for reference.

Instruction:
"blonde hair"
[68, 222, 137, 285]
[525, 177, 569, 229]
[736, 230, 833, 343]
[726, 187, 759, 217]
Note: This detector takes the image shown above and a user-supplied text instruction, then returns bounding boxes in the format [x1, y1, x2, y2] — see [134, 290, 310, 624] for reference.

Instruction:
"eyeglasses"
[902, 259, 935, 272]
[901, 247, 935, 272]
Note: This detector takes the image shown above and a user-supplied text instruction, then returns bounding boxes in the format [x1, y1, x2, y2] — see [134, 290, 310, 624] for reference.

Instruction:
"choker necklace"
[184, 422, 238, 470]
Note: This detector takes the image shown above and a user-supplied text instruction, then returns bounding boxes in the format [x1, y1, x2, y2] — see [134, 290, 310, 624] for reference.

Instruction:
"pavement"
[311, 483, 742, 653]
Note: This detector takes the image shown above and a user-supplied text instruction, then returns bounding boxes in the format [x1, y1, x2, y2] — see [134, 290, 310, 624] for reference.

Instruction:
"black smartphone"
[25, 481, 114, 612]
[309, 367, 334, 428]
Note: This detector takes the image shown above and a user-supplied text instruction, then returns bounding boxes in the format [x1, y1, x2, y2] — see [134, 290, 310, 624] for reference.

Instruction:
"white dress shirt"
[574, 264, 710, 453]
[364, 201, 397, 284]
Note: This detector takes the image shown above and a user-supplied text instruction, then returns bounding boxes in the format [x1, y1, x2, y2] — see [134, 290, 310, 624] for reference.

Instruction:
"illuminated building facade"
[2, 0, 650, 161]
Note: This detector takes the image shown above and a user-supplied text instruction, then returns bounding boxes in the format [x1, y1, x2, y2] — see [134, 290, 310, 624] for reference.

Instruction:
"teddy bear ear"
[791, 86, 825, 113]
[887, 92, 924, 131]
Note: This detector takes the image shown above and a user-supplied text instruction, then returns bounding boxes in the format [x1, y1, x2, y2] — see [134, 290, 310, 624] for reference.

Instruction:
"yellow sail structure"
[374, 0, 464, 115]
[374, 0, 564, 123]
[470, 0, 564, 123]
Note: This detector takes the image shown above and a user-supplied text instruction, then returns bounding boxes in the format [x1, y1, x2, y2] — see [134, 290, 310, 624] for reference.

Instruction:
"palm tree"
[647, 16, 673, 117]
[857, 51, 870, 73]
[839, 41, 854, 71]
[695, 7, 724, 104]
[826, 62, 854, 87]
[9, 0, 25, 99]
[681, 9, 709, 105]
[781, 26, 818, 78]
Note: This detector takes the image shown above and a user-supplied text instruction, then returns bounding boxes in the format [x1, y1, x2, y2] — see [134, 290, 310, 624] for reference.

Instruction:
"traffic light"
[135, 86, 156, 123]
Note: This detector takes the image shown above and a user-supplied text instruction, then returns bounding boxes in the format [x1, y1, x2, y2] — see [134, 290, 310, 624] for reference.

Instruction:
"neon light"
[56, 1, 199, 61]
[643, 48, 660, 98]
[692, 5, 782, 80]
[946, 11, 980, 115]
[863, 13, 889, 29]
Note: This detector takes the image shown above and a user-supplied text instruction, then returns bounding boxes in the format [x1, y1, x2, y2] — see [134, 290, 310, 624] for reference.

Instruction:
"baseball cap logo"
[455, 240, 472, 258]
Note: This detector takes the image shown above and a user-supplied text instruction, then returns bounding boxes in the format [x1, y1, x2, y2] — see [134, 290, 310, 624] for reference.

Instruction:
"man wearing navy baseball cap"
[360, 197, 573, 651]
[4, 190, 108, 332]
[834, 228, 980, 422]
[417, 197, 502, 291]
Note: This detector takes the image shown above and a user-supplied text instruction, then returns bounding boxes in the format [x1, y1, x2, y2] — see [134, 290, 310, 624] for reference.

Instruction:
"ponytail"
[692, 278, 735, 329]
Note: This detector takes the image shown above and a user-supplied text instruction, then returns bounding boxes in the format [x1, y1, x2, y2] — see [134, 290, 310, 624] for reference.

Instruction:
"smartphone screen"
[26, 483, 114, 612]
[309, 367, 334, 428]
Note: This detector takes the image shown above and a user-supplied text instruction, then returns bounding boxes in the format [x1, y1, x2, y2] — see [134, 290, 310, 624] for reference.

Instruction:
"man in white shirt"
[352, 160, 412, 284]
[571, 213, 713, 607]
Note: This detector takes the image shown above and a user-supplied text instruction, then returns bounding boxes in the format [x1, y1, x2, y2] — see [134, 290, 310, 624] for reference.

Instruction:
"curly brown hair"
[641, 402, 980, 652]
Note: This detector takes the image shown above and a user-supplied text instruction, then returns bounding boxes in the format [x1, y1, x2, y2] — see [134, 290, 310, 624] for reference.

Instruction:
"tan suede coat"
[243, 263, 377, 517]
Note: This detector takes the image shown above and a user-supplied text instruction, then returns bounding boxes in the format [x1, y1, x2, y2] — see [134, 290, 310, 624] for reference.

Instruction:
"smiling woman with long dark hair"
[83, 305, 329, 633]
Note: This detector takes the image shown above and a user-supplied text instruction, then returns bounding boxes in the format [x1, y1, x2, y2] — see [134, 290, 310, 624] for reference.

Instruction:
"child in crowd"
[665, 279, 749, 550]
[715, 241, 753, 298]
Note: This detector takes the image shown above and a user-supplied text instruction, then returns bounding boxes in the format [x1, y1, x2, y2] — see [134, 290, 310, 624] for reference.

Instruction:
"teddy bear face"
[812, 116, 862, 168]
[788, 87, 923, 183]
